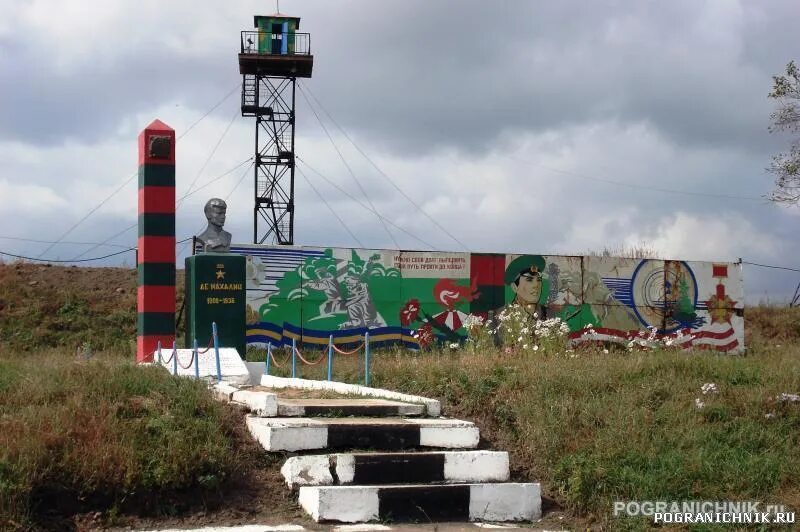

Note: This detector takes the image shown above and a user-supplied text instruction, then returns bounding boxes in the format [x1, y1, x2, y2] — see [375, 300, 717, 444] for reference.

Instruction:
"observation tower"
[239, 13, 313, 244]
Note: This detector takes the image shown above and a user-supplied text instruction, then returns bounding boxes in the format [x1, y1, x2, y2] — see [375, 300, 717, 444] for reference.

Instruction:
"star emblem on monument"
[216, 269, 225, 280]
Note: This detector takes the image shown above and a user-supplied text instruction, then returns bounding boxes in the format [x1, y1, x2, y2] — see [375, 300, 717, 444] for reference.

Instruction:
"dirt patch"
[251, 386, 360, 400]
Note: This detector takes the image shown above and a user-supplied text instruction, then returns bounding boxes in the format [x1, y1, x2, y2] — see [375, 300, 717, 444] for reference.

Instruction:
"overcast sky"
[0, 0, 798, 303]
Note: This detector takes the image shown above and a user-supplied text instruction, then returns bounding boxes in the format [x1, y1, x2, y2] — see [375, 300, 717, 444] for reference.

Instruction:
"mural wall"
[233, 244, 744, 353]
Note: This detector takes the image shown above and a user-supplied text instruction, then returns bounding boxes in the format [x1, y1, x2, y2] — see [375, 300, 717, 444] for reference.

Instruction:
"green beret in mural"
[504, 255, 546, 284]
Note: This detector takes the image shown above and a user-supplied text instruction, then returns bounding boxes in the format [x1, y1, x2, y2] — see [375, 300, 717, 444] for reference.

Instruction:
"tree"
[768, 60, 800, 203]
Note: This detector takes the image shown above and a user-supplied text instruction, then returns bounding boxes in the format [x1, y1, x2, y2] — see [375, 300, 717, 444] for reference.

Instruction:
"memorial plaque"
[156, 347, 250, 385]
[185, 253, 246, 357]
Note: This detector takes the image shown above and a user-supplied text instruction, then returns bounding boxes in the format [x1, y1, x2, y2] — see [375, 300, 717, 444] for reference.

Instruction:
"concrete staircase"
[214, 381, 541, 525]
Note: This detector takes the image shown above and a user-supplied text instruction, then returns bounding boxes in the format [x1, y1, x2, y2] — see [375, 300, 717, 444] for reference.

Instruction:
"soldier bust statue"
[196, 198, 232, 253]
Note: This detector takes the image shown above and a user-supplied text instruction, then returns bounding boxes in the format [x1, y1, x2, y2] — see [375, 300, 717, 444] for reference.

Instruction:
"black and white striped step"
[277, 398, 426, 417]
[298, 483, 541, 523]
[247, 417, 479, 451]
[281, 451, 509, 489]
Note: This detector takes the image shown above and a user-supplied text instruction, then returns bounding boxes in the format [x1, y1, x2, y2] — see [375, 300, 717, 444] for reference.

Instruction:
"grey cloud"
[2, 0, 793, 156]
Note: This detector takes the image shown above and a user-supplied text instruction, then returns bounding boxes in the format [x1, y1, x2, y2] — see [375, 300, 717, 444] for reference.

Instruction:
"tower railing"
[240, 31, 311, 56]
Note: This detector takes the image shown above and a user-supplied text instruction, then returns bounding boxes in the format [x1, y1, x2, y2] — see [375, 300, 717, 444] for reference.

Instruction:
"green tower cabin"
[239, 13, 313, 244]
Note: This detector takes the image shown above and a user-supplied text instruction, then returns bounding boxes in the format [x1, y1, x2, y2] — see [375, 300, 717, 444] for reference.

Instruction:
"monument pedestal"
[185, 253, 246, 357]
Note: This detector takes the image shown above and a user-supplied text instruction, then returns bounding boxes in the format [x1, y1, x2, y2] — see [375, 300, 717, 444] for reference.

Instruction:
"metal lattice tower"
[239, 14, 313, 244]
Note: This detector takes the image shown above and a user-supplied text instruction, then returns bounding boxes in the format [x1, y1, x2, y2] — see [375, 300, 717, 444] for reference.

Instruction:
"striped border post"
[136, 119, 176, 363]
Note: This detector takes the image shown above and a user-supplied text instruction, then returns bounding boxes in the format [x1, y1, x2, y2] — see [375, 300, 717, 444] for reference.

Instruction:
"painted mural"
[233, 244, 744, 353]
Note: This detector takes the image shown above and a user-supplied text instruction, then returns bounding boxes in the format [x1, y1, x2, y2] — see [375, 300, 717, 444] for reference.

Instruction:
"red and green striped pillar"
[137, 119, 176, 363]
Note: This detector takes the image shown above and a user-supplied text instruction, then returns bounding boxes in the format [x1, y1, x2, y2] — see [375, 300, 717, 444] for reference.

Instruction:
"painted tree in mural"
[768, 60, 800, 203]
[673, 276, 701, 328]
[258, 249, 400, 331]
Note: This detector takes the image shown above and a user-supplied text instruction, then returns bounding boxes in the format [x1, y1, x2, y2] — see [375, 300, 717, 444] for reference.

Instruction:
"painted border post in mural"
[231, 243, 744, 354]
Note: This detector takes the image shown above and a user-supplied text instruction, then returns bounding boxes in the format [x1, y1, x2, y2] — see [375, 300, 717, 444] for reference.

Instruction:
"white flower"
[695, 398, 705, 410]
[449, 342, 459, 349]
[701, 383, 718, 395]
[765, 412, 776, 419]
[532, 345, 539, 351]
[522, 344, 529, 350]
[602, 349, 609, 354]
[463, 314, 485, 328]
[777, 393, 800, 403]
[533, 312, 538, 319]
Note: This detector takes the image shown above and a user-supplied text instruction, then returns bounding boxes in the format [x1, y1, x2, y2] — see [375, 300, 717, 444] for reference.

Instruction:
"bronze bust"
[196, 198, 232, 252]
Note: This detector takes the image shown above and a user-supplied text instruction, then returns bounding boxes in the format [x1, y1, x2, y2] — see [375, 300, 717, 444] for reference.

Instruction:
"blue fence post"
[212, 322, 222, 381]
[327, 335, 334, 381]
[291, 337, 297, 378]
[364, 331, 370, 387]
[264, 342, 272, 375]
[171, 340, 178, 376]
[157, 340, 162, 365]
[193, 338, 200, 379]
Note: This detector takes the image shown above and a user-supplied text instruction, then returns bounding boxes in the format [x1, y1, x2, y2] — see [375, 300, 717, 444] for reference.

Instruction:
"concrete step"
[298, 483, 541, 523]
[281, 451, 509, 489]
[213, 383, 278, 417]
[247, 417, 480, 452]
[277, 398, 426, 417]
[261, 375, 441, 416]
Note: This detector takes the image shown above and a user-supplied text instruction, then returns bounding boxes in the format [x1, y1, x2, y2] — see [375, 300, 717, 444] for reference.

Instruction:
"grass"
[251, 307, 800, 528]
[380, 348, 799, 521]
[0, 348, 255, 530]
[2, 262, 800, 530]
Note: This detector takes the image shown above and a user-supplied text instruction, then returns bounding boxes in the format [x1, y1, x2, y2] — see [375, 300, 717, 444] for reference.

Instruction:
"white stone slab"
[409, 419, 480, 449]
[299, 486, 380, 523]
[156, 348, 250, 385]
[334, 453, 356, 484]
[245, 361, 267, 385]
[247, 416, 328, 452]
[232, 389, 279, 416]
[261, 375, 440, 416]
[212, 382, 239, 402]
[469, 483, 541, 522]
[444, 451, 509, 482]
[281, 455, 333, 489]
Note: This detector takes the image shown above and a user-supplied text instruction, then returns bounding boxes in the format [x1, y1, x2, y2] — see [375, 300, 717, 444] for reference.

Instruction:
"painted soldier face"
[512, 272, 542, 305]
